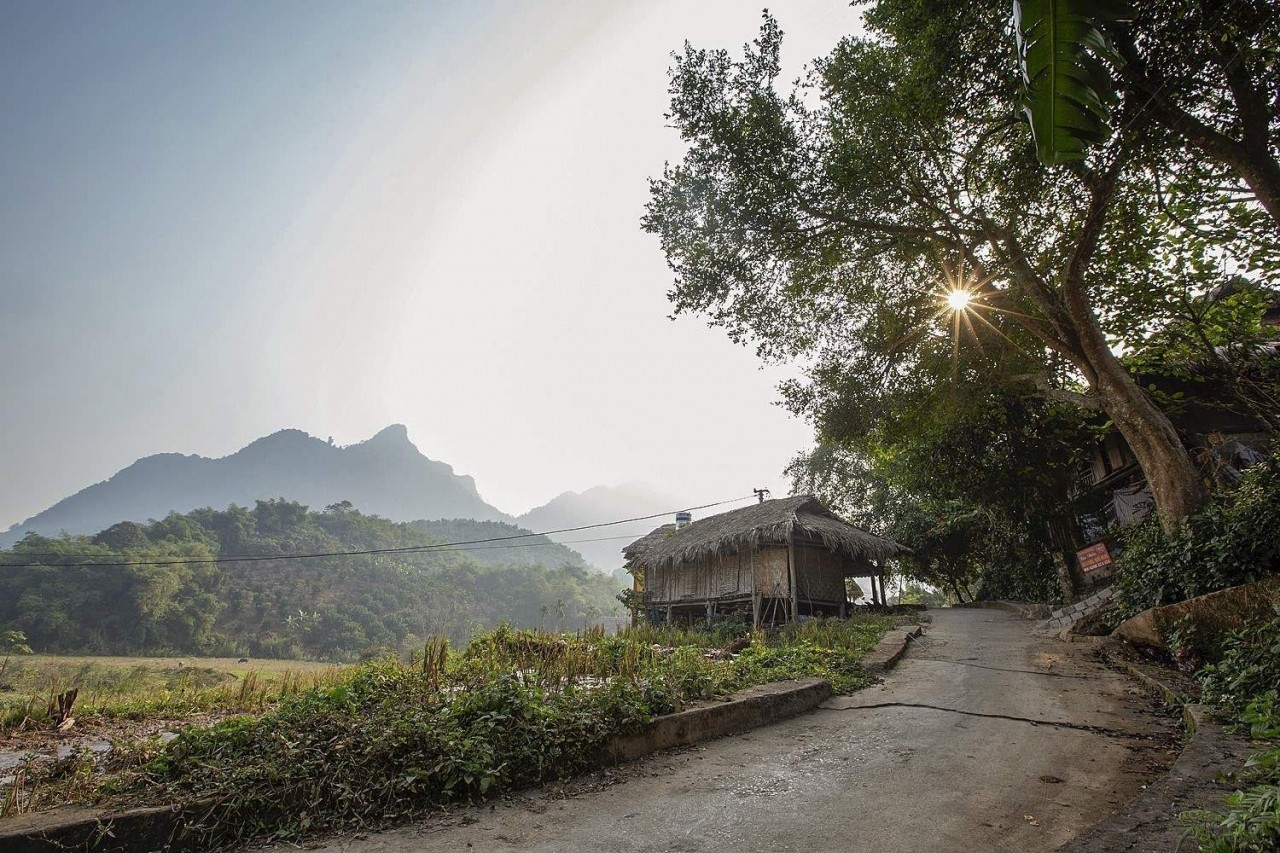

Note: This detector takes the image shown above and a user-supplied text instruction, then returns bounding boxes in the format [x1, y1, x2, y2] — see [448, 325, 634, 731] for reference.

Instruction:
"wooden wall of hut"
[643, 542, 852, 616]
[792, 544, 848, 605]
[645, 548, 766, 603]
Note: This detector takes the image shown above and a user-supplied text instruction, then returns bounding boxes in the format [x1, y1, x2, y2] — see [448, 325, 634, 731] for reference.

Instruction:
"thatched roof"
[622, 523, 676, 561]
[626, 495, 909, 570]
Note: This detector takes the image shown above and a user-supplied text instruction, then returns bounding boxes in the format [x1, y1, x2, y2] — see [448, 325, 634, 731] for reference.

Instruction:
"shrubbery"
[1181, 613, 1280, 852]
[1113, 455, 1280, 618]
[89, 616, 898, 846]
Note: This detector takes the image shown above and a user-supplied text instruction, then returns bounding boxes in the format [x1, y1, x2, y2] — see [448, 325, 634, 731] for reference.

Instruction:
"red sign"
[1077, 542, 1112, 573]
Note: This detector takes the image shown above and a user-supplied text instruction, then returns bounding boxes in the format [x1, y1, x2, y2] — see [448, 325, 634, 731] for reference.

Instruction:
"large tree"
[644, 3, 1275, 531]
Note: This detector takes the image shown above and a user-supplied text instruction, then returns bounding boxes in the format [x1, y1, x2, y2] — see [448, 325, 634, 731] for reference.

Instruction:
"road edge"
[1058, 641, 1251, 852]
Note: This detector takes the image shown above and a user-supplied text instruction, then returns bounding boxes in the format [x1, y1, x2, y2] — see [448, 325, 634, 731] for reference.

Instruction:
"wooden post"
[788, 541, 799, 622]
[750, 548, 761, 630]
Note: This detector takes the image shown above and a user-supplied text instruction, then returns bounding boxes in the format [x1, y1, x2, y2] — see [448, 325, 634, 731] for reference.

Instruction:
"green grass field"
[0, 653, 348, 733]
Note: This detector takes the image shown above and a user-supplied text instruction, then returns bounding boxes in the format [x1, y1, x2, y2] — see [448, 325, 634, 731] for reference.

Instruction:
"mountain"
[517, 483, 685, 571]
[1, 425, 508, 547]
[409, 518, 586, 569]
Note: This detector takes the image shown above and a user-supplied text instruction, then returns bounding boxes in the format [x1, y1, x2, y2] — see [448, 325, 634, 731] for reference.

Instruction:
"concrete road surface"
[308, 609, 1178, 853]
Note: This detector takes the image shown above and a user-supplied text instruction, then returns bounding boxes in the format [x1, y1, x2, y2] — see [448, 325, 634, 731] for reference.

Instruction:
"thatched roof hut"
[629, 495, 909, 571]
[625, 495, 908, 627]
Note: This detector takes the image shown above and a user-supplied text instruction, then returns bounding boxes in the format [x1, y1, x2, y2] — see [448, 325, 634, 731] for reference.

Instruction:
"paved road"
[314, 609, 1177, 853]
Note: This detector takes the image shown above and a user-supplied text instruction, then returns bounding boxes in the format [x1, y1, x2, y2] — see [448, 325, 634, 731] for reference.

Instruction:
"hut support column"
[788, 541, 799, 622]
[750, 549, 760, 630]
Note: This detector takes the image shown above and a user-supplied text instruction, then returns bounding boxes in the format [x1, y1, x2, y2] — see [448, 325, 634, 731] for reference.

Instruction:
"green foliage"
[1013, 0, 1132, 165]
[1113, 456, 1280, 617]
[1182, 613, 1280, 852]
[1197, 615, 1280, 723]
[96, 616, 897, 846]
[647, 0, 1276, 539]
[0, 630, 32, 658]
[0, 501, 624, 660]
[790, 390, 1086, 603]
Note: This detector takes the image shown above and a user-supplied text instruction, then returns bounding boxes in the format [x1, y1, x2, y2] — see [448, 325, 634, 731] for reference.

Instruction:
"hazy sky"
[0, 0, 865, 525]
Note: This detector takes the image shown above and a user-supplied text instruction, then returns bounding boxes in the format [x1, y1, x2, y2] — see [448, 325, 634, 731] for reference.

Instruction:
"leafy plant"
[1181, 614, 1280, 851]
[1012, 0, 1132, 165]
[1113, 454, 1280, 617]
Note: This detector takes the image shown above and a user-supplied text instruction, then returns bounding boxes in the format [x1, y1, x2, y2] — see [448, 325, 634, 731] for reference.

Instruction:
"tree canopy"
[644, 1, 1278, 536]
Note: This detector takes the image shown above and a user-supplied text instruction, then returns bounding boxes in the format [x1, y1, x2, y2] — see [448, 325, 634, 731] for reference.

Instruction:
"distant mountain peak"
[1, 425, 509, 547]
[363, 423, 411, 445]
[517, 481, 683, 571]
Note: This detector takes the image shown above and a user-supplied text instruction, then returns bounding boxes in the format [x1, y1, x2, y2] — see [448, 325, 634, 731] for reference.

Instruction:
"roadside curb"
[0, 802, 202, 853]
[1060, 642, 1250, 852]
[863, 625, 924, 675]
[609, 621, 923, 761]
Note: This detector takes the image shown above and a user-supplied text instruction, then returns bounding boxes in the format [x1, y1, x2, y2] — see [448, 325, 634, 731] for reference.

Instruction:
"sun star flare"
[946, 289, 972, 311]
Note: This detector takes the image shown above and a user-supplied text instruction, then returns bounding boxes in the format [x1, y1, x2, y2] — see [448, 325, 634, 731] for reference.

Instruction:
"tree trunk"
[1026, 158, 1211, 534]
[1060, 271, 1207, 532]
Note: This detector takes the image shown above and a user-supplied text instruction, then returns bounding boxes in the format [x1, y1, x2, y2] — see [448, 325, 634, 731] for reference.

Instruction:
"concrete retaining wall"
[1112, 576, 1280, 651]
[607, 678, 832, 762]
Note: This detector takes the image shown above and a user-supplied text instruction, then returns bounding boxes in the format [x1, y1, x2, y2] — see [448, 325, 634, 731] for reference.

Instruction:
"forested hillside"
[0, 500, 623, 660]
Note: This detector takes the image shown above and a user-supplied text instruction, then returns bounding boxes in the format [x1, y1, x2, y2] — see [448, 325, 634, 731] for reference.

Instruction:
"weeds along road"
[306, 609, 1178, 853]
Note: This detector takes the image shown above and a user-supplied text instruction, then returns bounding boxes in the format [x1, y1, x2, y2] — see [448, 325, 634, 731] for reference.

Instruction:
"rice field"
[0, 653, 348, 735]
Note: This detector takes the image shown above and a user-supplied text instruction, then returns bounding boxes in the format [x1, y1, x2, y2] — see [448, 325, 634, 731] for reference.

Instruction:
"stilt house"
[623, 495, 909, 628]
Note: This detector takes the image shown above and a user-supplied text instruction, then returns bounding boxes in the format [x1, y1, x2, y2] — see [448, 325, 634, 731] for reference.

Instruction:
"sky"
[0, 0, 866, 525]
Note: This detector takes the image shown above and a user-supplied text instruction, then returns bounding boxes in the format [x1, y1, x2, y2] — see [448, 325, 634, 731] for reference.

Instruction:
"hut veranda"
[624, 495, 909, 628]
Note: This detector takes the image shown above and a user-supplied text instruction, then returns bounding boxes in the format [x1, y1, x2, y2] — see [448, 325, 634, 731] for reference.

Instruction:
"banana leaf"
[1013, 0, 1134, 165]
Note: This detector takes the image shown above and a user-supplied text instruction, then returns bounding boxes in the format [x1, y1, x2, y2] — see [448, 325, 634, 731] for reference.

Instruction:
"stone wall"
[1035, 585, 1116, 637]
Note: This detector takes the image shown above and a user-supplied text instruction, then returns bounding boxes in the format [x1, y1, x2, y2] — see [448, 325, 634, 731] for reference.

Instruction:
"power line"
[0, 495, 755, 569]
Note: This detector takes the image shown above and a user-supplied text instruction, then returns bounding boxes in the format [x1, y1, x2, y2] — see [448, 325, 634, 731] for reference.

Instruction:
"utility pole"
[753, 487, 771, 504]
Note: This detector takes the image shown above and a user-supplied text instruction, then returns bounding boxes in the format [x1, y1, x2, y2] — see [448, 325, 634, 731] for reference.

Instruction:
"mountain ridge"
[517, 482, 685, 571]
[1, 425, 508, 547]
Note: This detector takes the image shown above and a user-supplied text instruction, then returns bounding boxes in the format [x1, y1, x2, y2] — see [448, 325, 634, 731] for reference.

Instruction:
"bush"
[1197, 614, 1280, 722]
[1181, 613, 1280, 852]
[1114, 456, 1280, 618]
